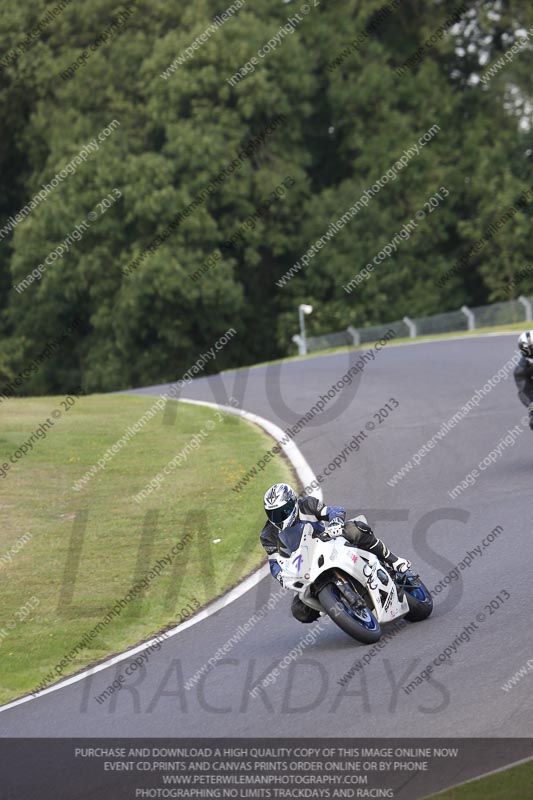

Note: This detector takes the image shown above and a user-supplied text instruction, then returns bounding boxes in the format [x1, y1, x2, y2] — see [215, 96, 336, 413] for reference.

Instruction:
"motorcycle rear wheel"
[403, 575, 433, 622]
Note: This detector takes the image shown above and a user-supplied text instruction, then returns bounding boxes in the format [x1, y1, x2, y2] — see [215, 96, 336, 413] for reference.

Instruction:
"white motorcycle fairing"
[280, 522, 410, 624]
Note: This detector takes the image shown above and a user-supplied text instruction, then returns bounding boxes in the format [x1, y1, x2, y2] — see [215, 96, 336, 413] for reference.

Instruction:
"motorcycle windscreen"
[279, 520, 323, 553]
[278, 521, 308, 554]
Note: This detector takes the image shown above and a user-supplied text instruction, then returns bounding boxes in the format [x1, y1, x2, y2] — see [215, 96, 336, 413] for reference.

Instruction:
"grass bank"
[426, 759, 533, 799]
[0, 394, 292, 705]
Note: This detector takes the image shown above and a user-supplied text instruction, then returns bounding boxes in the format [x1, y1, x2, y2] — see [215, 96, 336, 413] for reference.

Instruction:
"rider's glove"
[326, 518, 344, 538]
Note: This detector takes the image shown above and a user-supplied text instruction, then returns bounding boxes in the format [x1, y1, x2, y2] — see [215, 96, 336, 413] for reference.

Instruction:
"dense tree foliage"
[0, 0, 532, 393]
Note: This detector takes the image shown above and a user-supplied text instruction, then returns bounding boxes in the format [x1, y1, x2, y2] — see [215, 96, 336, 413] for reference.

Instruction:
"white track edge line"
[0, 398, 321, 715]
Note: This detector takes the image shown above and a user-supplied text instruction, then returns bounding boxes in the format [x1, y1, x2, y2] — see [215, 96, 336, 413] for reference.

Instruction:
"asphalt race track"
[2, 333, 532, 744]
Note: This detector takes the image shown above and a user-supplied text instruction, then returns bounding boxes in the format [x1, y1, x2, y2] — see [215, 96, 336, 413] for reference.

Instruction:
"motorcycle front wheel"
[318, 582, 381, 644]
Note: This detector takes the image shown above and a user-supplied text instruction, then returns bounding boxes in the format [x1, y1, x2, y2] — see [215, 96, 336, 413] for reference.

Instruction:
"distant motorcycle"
[279, 516, 433, 644]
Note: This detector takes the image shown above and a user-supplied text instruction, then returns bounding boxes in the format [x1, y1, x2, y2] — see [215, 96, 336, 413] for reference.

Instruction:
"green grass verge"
[0, 394, 292, 705]
[425, 759, 533, 799]
[226, 321, 526, 371]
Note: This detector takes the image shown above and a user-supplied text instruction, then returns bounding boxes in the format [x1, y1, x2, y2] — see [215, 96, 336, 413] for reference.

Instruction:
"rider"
[260, 483, 411, 623]
[514, 331, 533, 430]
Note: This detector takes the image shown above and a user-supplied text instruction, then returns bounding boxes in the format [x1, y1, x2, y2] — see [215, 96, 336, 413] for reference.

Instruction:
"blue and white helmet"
[264, 483, 298, 530]
[518, 330, 533, 359]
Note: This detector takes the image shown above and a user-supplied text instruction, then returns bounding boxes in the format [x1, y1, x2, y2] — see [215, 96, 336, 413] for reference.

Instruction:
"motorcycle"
[279, 516, 433, 644]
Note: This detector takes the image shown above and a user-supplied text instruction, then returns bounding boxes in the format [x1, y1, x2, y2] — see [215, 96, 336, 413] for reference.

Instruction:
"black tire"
[404, 577, 433, 622]
[318, 582, 381, 644]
